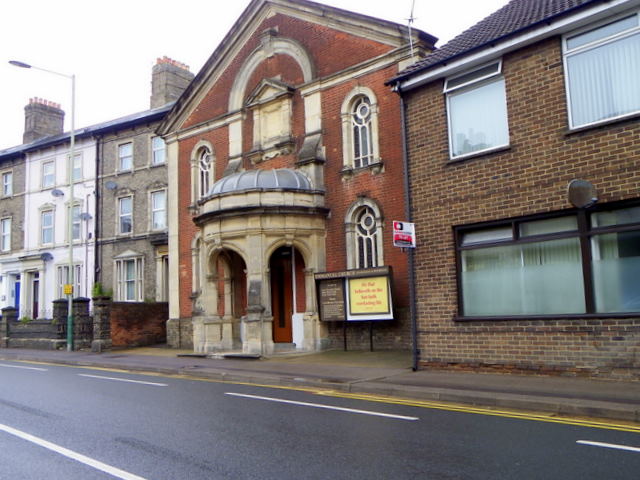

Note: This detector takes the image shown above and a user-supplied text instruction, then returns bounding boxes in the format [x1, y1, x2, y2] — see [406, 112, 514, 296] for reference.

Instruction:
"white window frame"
[68, 203, 82, 242]
[198, 148, 213, 199]
[41, 209, 54, 245]
[444, 60, 509, 160]
[563, 11, 640, 129]
[56, 264, 82, 299]
[1, 171, 12, 196]
[341, 87, 381, 170]
[151, 136, 166, 166]
[115, 256, 144, 302]
[117, 195, 133, 235]
[0, 217, 11, 252]
[118, 142, 133, 171]
[70, 153, 82, 182]
[42, 160, 55, 189]
[344, 198, 384, 270]
[150, 189, 167, 231]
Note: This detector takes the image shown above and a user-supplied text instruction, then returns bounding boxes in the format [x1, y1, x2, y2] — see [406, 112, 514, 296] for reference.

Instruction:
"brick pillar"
[1, 307, 17, 347]
[73, 298, 92, 349]
[52, 299, 68, 341]
[91, 296, 112, 352]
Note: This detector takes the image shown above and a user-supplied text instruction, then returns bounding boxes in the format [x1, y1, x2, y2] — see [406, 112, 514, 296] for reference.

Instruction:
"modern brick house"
[390, 0, 640, 378]
[158, 0, 436, 354]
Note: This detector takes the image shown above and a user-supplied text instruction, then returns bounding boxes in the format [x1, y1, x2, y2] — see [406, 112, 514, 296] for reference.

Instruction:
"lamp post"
[9, 60, 76, 351]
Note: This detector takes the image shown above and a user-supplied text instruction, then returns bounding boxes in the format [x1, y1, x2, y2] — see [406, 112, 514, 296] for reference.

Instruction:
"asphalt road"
[1, 360, 639, 479]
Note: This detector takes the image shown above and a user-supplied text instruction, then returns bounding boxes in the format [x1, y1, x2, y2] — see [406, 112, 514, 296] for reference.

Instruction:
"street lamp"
[9, 60, 76, 352]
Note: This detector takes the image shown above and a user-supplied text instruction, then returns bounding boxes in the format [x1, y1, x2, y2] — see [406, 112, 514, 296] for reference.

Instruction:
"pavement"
[1, 346, 639, 424]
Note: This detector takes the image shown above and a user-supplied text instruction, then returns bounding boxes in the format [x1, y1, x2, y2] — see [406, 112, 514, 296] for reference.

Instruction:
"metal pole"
[8, 60, 76, 351]
[67, 74, 76, 351]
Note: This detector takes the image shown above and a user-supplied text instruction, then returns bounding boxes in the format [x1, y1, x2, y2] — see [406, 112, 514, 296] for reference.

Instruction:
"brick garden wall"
[404, 36, 640, 378]
[110, 302, 168, 347]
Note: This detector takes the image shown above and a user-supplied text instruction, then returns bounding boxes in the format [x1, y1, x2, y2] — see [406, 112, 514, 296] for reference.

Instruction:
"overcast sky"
[0, 0, 509, 150]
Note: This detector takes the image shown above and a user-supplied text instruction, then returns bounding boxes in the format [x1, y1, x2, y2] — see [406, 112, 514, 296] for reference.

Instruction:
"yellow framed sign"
[315, 266, 394, 322]
[346, 275, 393, 321]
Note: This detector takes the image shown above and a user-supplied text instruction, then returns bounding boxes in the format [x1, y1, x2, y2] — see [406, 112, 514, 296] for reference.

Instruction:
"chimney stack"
[23, 98, 65, 143]
[150, 56, 194, 109]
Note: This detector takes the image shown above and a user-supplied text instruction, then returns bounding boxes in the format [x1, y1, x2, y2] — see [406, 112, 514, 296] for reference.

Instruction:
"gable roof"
[158, 0, 435, 136]
[391, 0, 606, 84]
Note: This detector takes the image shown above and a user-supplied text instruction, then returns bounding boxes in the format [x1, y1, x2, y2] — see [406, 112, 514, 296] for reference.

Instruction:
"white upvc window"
[151, 137, 166, 166]
[119, 142, 133, 171]
[69, 204, 81, 241]
[115, 257, 143, 302]
[564, 12, 640, 129]
[444, 61, 509, 159]
[118, 196, 133, 234]
[42, 160, 55, 188]
[1, 217, 11, 252]
[70, 153, 82, 182]
[351, 96, 374, 168]
[41, 210, 54, 245]
[2, 171, 12, 196]
[150, 190, 167, 230]
[341, 88, 381, 170]
[57, 264, 82, 299]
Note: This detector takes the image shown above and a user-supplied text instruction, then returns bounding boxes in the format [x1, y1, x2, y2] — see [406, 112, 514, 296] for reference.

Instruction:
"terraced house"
[390, 0, 640, 378]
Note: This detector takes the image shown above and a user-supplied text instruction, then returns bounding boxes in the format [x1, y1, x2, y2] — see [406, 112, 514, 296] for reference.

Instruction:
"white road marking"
[225, 392, 419, 421]
[78, 374, 168, 387]
[577, 440, 640, 453]
[0, 363, 47, 371]
[0, 422, 148, 480]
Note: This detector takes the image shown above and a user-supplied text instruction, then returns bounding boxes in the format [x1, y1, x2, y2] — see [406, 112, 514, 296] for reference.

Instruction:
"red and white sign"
[392, 221, 416, 248]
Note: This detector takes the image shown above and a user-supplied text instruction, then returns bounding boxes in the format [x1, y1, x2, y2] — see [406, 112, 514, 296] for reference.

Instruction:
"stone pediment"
[245, 78, 295, 108]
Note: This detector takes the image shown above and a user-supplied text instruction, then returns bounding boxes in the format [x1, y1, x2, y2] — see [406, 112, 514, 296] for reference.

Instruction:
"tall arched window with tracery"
[341, 88, 380, 171]
[191, 142, 215, 203]
[351, 96, 373, 168]
[345, 199, 384, 270]
[199, 148, 213, 199]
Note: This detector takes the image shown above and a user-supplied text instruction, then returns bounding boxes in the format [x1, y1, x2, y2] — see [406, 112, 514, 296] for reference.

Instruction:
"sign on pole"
[392, 221, 416, 248]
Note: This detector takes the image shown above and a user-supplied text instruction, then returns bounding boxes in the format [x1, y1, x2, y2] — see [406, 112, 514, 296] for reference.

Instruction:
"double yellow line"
[10, 359, 640, 433]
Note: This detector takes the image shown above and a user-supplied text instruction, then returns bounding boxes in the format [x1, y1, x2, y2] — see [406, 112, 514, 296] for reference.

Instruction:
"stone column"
[91, 296, 112, 352]
[0, 307, 17, 347]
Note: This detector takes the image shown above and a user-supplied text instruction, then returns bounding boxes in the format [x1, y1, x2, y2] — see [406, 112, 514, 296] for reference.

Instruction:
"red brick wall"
[110, 302, 168, 347]
[404, 36, 640, 378]
[175, 12, 412, 349]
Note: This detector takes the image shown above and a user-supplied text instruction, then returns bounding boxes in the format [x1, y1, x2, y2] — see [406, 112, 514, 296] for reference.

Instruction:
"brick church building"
[158, 0, 435, 354]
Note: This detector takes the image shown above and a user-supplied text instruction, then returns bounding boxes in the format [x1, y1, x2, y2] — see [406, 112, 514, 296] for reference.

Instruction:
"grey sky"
[0, 0, 509, 149]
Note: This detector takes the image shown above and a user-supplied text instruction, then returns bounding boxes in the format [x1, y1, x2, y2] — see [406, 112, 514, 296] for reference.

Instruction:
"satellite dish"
[51, 189, 64, 197]
[568, 179, 597, 208]
[105, 181, 118, 190]
[40, 252, 53, 261]
[80, 212, 92, 221]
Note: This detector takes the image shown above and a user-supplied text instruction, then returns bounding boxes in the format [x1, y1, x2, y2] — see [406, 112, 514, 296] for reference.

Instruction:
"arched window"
[351, 96, 373, 168]
[345, 199, 384, 269]
[191, 142, 215, 203]
[341, 88, 380, 171]
[199, 148, 213, 199]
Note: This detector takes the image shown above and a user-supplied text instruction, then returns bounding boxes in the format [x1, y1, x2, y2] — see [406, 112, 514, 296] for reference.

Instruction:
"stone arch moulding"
[228, 37, 316, 112]
[265, 237, 313, 272]
[203, 241, 248, 276]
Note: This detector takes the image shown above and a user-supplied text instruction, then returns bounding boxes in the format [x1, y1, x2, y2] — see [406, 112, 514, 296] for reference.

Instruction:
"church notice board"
[315, 266, 394, 322]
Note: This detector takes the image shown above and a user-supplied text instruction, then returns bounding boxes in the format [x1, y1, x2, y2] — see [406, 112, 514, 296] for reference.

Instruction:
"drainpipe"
[397, 84, 420, 371]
